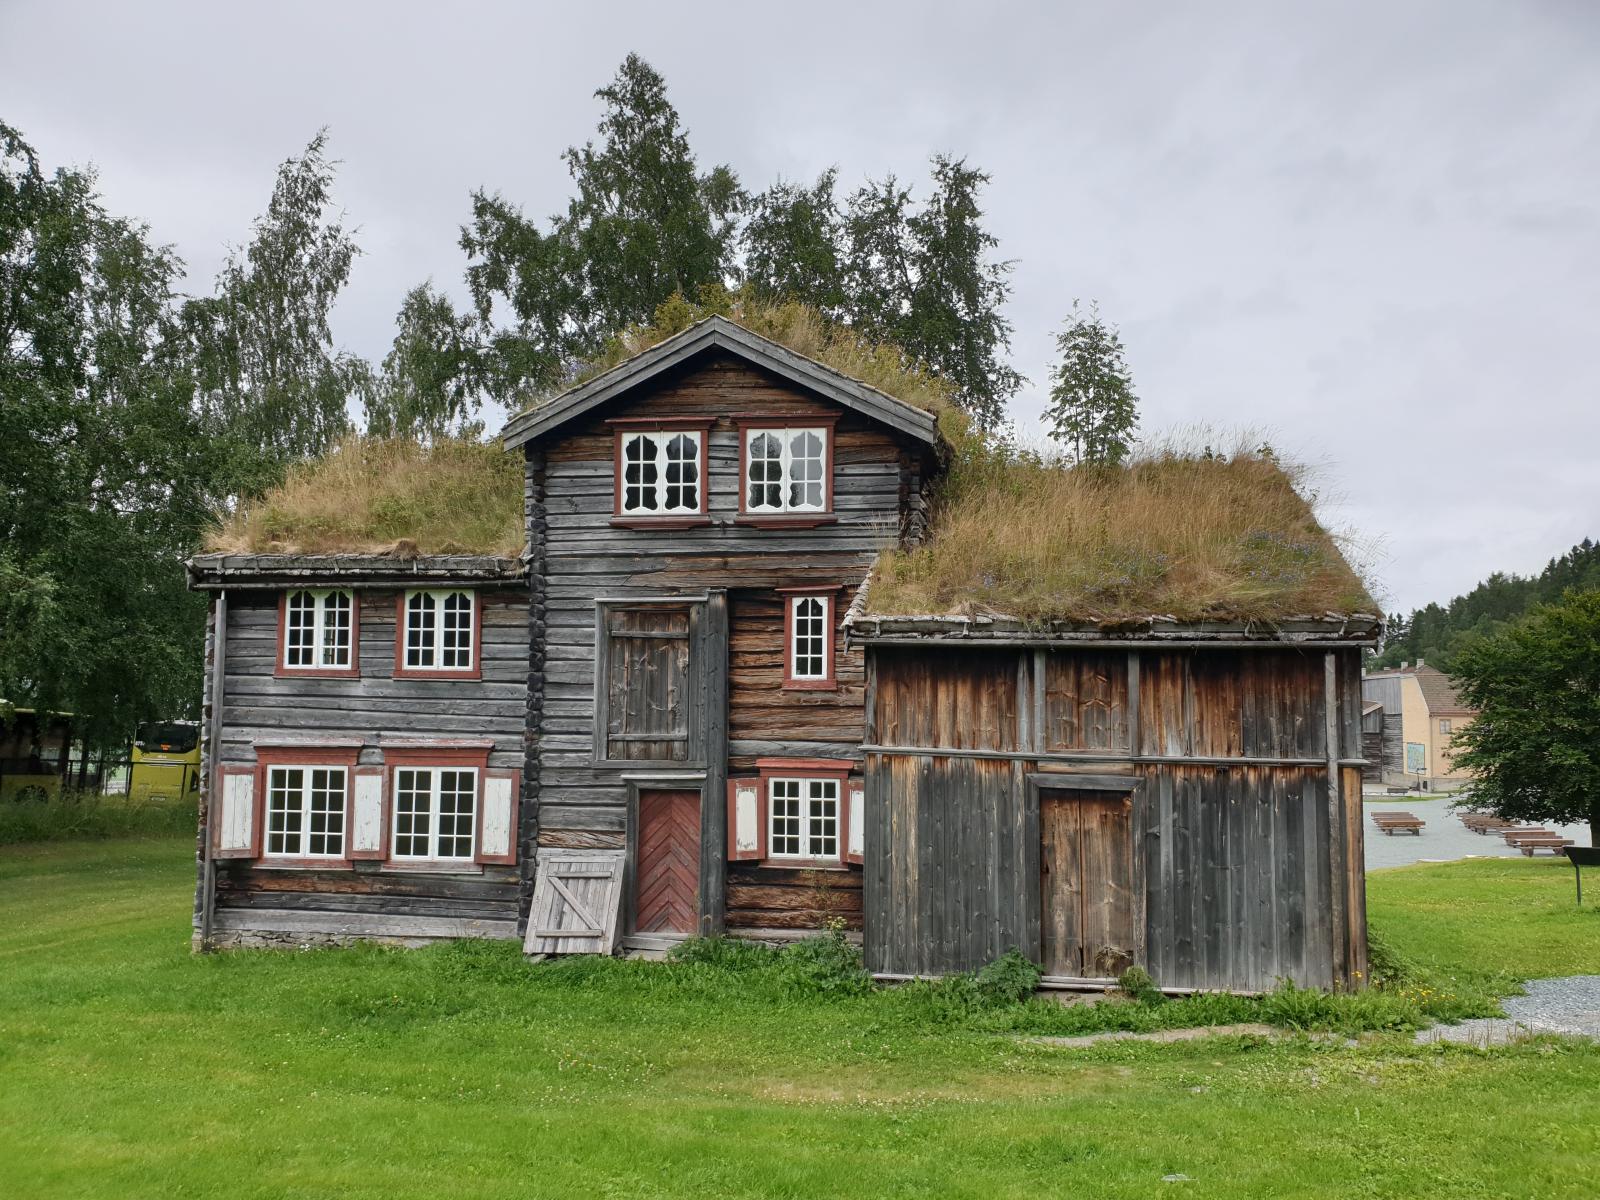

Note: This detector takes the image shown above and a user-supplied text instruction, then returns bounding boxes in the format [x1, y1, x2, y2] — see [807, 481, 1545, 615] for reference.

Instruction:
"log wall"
[203, 585, 529, 946]
[863, 644, 1370, 991]
[531, 353, 929, 934]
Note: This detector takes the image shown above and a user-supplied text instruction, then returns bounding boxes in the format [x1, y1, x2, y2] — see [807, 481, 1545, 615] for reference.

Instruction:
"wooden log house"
[189, 315, 1380, 992]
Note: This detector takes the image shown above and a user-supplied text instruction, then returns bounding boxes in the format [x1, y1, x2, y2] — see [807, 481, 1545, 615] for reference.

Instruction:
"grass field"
[2, 838, 1598, 1199]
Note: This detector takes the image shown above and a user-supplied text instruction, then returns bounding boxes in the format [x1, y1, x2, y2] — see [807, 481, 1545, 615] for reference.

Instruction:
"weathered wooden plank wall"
[863, 645, 1368, 990]
[533, 354, 927, 933]
[207, 585, 529, 943]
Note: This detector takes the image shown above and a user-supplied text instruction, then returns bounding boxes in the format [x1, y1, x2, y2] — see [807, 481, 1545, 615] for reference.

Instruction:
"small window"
[283, 590, 353, 670]
[768, 776, 840, 861]
[744, 427, 828, 513]
[784, 592, 835, 687]
[619, 430, 702, 515]
[1439, 719, 1451, 734]
[264, 765, 347, 858]
[402, 590, 476, 673]
[392, 766, 477, 860]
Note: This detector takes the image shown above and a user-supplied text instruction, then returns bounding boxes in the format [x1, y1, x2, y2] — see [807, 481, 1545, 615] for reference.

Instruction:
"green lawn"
[2, 838, 1599, 1199]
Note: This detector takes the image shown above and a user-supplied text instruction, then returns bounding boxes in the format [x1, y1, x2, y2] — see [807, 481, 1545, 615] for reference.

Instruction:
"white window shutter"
[213, 766, 257, 858]
[477, 770, 519, 865]
[349, 766, 385, 859]
[845, 779, 865, 865]
[726, 778, 764, 860]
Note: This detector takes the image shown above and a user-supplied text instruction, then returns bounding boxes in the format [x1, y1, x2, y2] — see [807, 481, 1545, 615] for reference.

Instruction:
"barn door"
[1040, 789, 1136, 978]
[634, 789, 701, 934]
[598, 606, 695, 762]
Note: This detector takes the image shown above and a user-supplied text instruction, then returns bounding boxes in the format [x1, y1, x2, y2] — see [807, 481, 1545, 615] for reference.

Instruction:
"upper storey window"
[280, 589, 355, 675]
[743, 426, 830, 513]
[619, 430, 703, 514]
[397, 590, 478, 678]
[608, 420, 711, 527]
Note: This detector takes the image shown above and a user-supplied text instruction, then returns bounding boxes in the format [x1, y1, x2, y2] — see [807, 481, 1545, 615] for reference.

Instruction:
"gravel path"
[1362, 794, 1590, 870]
[1414, 976, 1600, 1045]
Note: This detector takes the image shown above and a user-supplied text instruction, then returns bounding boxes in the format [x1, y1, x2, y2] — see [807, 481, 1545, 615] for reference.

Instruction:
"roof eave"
[844, 610, 1385, 648]
[186, 552, 528, 592]
[498, 316, 940, 451]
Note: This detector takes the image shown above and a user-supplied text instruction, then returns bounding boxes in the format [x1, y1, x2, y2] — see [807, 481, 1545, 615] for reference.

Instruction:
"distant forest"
[1371, 538, 1600, 671]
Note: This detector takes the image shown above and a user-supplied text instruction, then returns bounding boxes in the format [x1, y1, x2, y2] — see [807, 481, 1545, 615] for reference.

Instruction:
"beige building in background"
[1361, 661, 1476, 787]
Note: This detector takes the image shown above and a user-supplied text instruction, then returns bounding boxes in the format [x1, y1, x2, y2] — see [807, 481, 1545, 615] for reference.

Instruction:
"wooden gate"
[1040, 788, 1137, 978]
[634, 789, 701, 934]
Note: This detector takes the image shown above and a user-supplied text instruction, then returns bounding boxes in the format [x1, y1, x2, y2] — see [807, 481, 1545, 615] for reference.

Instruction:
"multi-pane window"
[745, 427, 828, 513]
[1440, 719, 1452, 734]
[404, 590, 475, 671]
[392, 767, 477, 860]
[264, 765, 347, 858]
[768, 777, 839, 860]
[789, 595, 830, 681]
[620, 430, 702, 514]
[284, 590, 353, 670]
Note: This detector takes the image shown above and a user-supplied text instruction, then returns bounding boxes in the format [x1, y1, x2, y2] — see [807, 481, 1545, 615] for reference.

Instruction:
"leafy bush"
[976, 948, 1042, 1005]
[1116, 965, 1163, 1004]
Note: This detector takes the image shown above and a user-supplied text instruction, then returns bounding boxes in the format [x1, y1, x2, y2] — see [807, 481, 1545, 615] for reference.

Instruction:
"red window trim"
[735, 415, 838, 520]
[273, 590, 360, 679]
[755, 757, 853, 868]
[392, 590, 483, 681]
[610, 418, 712, 523]
[779, 587, 839, 691]
[254, 743, 362, 867]
[383, 744, 494, 867]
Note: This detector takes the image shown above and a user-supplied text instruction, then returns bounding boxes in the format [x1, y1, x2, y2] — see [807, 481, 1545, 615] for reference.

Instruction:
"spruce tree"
[1044, 301, 1139, 465]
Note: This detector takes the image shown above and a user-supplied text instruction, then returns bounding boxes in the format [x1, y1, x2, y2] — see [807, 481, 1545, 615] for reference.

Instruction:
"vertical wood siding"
[864, 645, 1366, 990]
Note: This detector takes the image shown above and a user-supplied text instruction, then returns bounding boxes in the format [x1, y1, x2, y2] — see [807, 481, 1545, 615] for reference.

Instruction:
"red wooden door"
[635, 789, 701, 934]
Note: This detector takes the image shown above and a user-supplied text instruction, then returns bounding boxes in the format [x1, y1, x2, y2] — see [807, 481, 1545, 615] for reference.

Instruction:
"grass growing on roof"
[871, 433, 1376, 622]
[206, 435, 524, 557]
[547, 286, 969, 436]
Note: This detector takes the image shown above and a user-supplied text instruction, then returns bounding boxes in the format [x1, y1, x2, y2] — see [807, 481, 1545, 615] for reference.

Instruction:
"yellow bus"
[129, 721, 201, 805]
[0, 709, 73, 803]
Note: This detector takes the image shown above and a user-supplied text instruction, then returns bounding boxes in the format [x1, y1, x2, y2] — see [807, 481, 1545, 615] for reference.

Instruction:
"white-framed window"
[1439, 719, 1451, 734]
[744, 427, 828, 513]
[619, 430, 702, 514]
[768, 776, 840, 861]
[264, 765, 347, 858]
[403, 590, 475, 672]
[788, 594, 832, 683]
[391, 766, 477, 860]
[284, 589, 353, 670]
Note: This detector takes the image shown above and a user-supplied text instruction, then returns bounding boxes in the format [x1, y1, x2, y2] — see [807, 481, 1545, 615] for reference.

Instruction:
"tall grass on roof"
[871, 433, 1376, 623]
[206, 436, 524, 557]
[553, 287, 969, 437]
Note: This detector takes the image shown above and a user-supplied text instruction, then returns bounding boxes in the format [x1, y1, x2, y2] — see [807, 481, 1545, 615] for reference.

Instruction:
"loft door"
[598, 605, 695, 762]
[1040, 788, 1137, 978]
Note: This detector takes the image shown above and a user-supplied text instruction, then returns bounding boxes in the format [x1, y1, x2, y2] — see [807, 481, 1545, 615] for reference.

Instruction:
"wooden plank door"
[635, 789, 701, 934]
[524, 849, 626, 956]
[602, 607, 693, 761]
[1040, 789, 1136, 978]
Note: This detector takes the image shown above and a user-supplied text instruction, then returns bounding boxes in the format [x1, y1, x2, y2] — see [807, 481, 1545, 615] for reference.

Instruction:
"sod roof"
[204, 436, 523, 558]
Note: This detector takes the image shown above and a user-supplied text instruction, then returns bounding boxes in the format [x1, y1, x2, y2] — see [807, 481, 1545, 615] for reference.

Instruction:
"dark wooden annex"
[848, 611, 1378, 993]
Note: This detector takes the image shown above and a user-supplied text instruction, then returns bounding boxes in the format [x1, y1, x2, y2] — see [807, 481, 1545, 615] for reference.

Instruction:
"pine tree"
[1044, 301, 1139, 465]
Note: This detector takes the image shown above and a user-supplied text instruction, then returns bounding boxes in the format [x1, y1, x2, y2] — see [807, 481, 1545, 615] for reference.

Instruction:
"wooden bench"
[1370, 811, 1425, 835]
[1461, 813, 1516, 835]
[1502, 828, 1553, 845]
[1518, 838, 1574, 857]
[1385, 786, 1411, 796]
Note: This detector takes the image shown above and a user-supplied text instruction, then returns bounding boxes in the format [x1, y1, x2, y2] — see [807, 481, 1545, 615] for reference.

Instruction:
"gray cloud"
[4, 0, 1596, 611]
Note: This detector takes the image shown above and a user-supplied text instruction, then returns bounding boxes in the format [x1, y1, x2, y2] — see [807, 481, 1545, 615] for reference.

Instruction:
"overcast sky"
[4, 1, 1596, 613]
